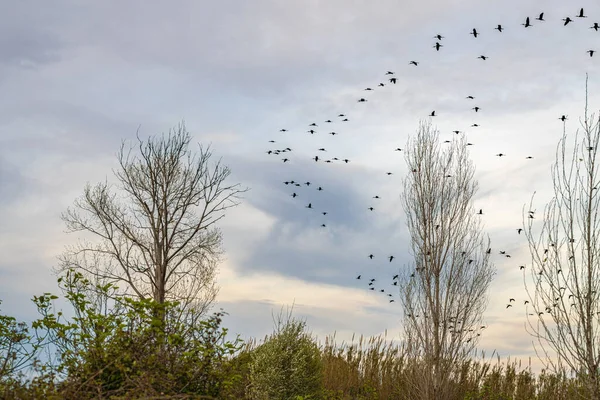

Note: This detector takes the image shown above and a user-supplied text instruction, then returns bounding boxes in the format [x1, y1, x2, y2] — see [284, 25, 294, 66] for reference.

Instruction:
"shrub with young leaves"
[28, 268, 244, 398]
[247, 309, 324, 400]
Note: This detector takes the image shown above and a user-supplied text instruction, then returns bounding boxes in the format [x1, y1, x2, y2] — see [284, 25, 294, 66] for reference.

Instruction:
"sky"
[2, 0, 600, 374]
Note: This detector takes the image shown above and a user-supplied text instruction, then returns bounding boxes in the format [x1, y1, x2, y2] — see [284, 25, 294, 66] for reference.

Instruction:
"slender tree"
[400, 120, 494, 399]
[523, 78, 600, 399]
[58, 122, 245, 320]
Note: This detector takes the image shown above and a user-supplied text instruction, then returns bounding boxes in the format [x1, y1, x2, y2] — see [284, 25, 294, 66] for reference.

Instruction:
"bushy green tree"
[25, 268, 244, 398]
[248, 305, 324, 400]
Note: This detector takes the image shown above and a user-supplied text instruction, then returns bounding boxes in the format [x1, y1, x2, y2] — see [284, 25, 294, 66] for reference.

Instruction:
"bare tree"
[399, 120, 494, 399]
[58, 122, 245, 319]
[523, 78, 600, 399]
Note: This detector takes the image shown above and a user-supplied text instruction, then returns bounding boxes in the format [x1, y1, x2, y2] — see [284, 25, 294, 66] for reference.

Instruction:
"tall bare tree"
[523, 79, 600, 399]
[399, 120, 494, 399]
[58, 122, 245, 319]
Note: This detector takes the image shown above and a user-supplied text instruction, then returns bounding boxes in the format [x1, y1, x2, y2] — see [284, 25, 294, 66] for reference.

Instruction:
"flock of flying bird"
[265, 7, 598, 321]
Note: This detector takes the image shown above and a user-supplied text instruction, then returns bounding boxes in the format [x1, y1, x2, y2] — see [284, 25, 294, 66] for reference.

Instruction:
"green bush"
[22, 268, 244, 398]
[247, 308, 324, 400]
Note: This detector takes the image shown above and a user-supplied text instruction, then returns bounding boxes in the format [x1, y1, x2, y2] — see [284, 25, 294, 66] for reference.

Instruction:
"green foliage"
[247, 315, 324, 400]
[7, 268, 245, 398]
[0, 300, 41, 382]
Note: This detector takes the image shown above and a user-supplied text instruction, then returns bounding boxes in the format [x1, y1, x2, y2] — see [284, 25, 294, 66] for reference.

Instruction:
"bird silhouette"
[477, 209, 483, 215]
[368, 207, 374, 211]
[495, 24, 503, 32]
[389, 78, 397, 84]
[280, 129, 287, 132]
[291, 193, 297, 198]
[473, 106, 480, 112]
[536, 12, 545, 21]
[385, 71, 395, 75]
[592, 22, 600, 31]
[306, 203, 312, 209]
[466, 96, 474, 99]
[357, 275, 361, 279]
[496, 153, 505, 157]
[434, 42, 443, 51]
[517, 228, 523, 234]
[478, 55, 488, 60]
[369, 254, 374, 259]
[577, 8, 587, 18]
[522, 17, 532, 28]
[563, 17, 572, 26]
[430, 110, 436, 117]
[588, 50, 595, 57]
[389, 256, 395, 262]
[309, 123, 317, 127]
[434, 34, 444, 40]
[470, 28, 479, 38]
[409, 61, 419, 66]
[559, 115, 568, 121]
[358, 98, 367, 102]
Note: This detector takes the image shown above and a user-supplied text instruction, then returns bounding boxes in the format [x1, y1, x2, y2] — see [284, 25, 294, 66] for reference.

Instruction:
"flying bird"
[389, 256, 395, 262]
[478, 55, 488, 60]
[559, 115, 568, 121]
[536, 12, 544, 21]
[389, 77, 397, 84]
[591, 23, 600, 31]
[434, 42, 443, 51]
[466, 96, 474, 99]
[385, 71, 395, 75]
[522, 17, 532, 27]
[470, 28, 479, 38]
[434, 34, 444, 40]
[358, 98, 367, 102]
[588, 50, 595, 57]
[563, 17, 572, 26]
[495, 24, 503, 32]
[409, 61, 419, 66]
[577, 8, 587, 18]
[430, 110, 436, 117]
[472, 106, 480, 112]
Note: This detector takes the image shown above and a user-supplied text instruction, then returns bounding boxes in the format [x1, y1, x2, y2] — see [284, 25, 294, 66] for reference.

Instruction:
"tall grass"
[224, 328, 593, 399]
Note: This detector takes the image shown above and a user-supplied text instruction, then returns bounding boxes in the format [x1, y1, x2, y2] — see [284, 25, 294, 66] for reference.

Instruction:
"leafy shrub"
[247, 308, 324, 400]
